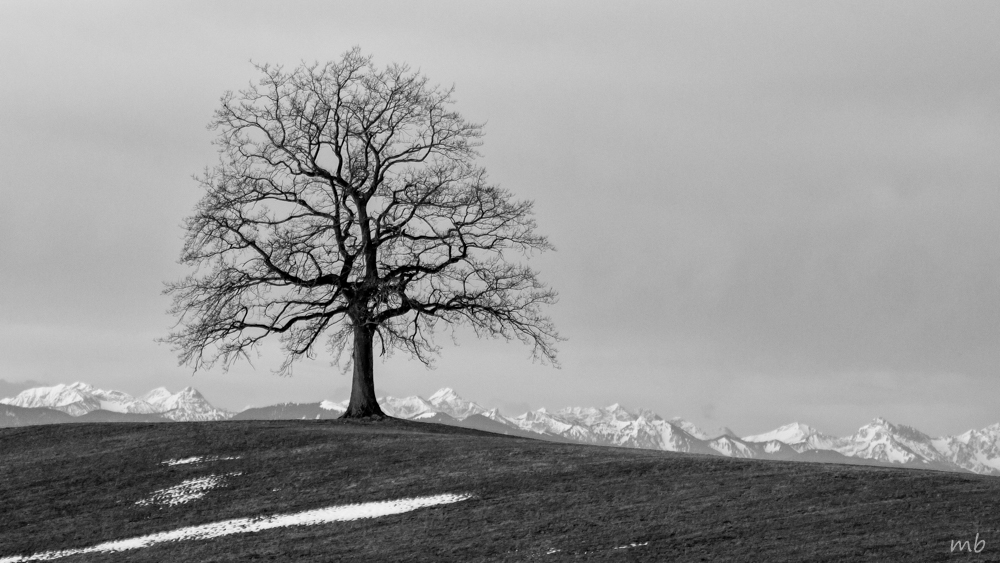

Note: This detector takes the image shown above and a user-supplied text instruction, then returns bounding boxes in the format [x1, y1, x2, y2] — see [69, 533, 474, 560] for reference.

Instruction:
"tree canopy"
[164, 49, 559, 417]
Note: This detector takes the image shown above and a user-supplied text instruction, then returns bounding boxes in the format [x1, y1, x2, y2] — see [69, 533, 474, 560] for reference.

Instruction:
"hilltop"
[2, 419, 999, 561]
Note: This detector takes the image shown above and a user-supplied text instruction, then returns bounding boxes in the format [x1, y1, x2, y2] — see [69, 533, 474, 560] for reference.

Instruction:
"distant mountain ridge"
[0, 382, 230, 422]
[3, 383, 999, 476]
[372, 389, 1000, 475]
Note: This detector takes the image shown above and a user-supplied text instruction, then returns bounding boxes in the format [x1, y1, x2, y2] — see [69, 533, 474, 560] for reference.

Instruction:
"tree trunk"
[341, 324, 386, 418]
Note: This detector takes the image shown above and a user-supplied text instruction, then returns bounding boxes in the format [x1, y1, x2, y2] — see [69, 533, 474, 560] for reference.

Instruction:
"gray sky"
[0, 1, 997, 437]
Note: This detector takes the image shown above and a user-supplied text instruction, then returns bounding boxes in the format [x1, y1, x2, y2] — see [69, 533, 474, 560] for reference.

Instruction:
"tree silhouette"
[164, 49, 559, 417]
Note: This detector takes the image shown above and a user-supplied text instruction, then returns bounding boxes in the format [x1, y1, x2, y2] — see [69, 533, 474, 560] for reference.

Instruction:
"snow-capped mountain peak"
[428, 387, 460, 403]
[831, 417, 946, 467]
[743, 421, 842, 452]
[605, 403, 638, 422]
[709, 436, 757, 458]
[481, 407, 513, 424]
[426, 387, 487, 419]
[148, 387, 230, 421]
[0, 383, 218, 418]
[0, 382, 148, 416]
[633, 408, 663, 422]
[932, 423, 1000, 475]
[319, 400, 344, 412]
[668, 417, 711, 440]
[744, 422, 822, 444]
[510, 408, 591, 441]
[83, 384, 158, 414]
[379, 395, 436, 419]
[858, 417, 935, 446]
[0, 383, 100, 416]
[557, 406, 618, 426]
[142, 387, 173, 406]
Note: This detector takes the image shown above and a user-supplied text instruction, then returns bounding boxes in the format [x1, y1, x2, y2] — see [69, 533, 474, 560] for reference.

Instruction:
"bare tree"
[164, 49, 559, 418]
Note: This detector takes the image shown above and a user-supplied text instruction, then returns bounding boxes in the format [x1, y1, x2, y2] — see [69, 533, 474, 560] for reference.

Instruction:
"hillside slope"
[2, 420, 999, 561]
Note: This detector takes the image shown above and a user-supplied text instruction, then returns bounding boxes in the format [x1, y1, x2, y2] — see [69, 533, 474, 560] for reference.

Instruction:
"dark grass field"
[2, 420, 1000, 562]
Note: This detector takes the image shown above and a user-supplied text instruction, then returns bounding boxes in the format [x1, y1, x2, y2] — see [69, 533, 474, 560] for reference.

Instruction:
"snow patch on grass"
[161, 455, 241, 466]
[135, 473, 241, 507]
[0, 493, 473, 562]
[613, 541, 649, 550]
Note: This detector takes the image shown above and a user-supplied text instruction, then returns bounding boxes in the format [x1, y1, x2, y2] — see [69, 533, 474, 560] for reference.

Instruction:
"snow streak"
[0, 493, 473, 562]
[161, 455, 241, 466]
[135, 473, 241, 507]
[613, 541, 649, 550]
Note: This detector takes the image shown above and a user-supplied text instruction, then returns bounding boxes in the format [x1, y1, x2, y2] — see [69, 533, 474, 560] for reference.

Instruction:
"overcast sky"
[0, 1, 997, 437]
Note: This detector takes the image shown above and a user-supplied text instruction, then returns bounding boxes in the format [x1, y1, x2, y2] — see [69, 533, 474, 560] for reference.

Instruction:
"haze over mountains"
[3, 382, 1000, 476]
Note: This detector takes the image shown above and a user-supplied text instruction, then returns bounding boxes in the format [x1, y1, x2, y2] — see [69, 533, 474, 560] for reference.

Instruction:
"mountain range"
[3, 383, 999, 476]
[0, 382, 230, 422]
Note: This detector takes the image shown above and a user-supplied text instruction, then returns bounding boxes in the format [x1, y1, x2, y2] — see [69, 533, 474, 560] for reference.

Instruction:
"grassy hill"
[1, 420, 999, 562]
